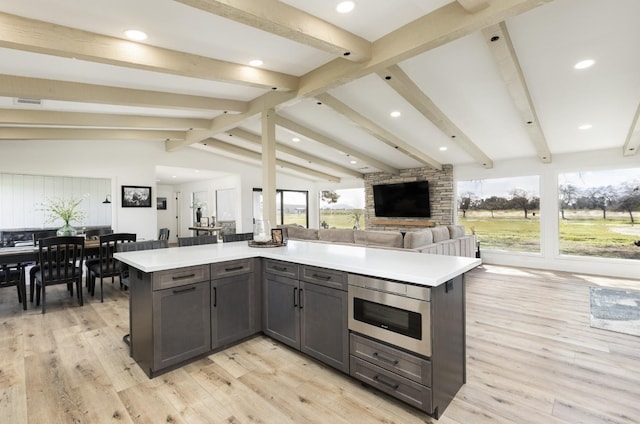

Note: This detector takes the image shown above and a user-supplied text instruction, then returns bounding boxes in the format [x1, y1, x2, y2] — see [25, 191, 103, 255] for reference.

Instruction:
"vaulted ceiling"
[1, 0, 639, 183]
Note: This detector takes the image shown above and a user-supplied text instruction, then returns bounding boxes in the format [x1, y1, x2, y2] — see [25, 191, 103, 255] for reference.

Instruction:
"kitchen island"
[115, 240, 480, 419]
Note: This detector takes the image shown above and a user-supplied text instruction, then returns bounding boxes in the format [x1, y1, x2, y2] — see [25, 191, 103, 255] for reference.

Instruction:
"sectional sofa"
[282, 224, 477, 258]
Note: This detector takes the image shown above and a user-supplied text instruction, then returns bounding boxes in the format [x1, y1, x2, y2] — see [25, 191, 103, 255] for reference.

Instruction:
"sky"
[458, 176, 540, 198]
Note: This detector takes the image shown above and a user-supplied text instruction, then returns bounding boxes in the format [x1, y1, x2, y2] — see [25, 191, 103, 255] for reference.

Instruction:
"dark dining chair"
[86, 233, 136, 302]
[158, 228, 170, 240]
[0, 263, 25, 305]
[29, 230, 60, 302]
[222, 232, 254, 242]
[177, 235, 218, 246]
[84, 228, 114, 240]
[34, 236, 85, 314]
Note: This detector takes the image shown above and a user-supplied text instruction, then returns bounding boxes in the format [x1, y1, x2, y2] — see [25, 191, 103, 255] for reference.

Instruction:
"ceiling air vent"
[15, 98, 42, 105]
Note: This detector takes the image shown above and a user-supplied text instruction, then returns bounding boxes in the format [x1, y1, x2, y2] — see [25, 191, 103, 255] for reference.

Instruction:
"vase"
[253, 219, 272, 243]
[57, 222, 77, 236]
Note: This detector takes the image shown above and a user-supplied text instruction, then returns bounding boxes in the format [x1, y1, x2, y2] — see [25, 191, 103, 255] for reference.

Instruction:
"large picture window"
[558, 168, 640, 259]
[319, 188, 365, 229]
[457, 176, 540, 252]
[253, 188, 308, 227]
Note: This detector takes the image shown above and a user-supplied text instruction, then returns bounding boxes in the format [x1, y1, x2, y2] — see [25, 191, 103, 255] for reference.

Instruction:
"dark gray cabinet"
[211, 259, 260, 348]
[152, 281, 211, 371]
[263, 260, 349, 373]
[130, 265, 211, 377]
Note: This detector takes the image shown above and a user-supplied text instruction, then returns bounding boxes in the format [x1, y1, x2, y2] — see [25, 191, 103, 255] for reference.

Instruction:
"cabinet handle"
[298, 288, 303, 309]
[224, 266, 243, 272]
[312, 273, 331, 280]
[293, 287, 298, 307]
[273, 265, 288, 272]
[372, 352, 399, 366]
[373, 375, 399, 390]
[213, 287, 217, 307]
[172, 273, 196, 280]
[172, 286, 196, 294]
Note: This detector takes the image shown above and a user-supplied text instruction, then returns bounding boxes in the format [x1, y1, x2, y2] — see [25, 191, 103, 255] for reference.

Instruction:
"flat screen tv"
[373, 181, 431, 218]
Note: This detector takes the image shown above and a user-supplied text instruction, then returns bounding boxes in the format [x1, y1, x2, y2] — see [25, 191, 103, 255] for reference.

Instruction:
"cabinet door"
[152, 281, 211, 371]
[263, 273, 300, 349]
[300, 281, 349, 373]
[212, 272, 258, 348]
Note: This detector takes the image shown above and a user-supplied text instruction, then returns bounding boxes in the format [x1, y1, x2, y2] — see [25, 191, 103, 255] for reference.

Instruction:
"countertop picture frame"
[122, 185, 152, 208]
[271, 228, 283, 244]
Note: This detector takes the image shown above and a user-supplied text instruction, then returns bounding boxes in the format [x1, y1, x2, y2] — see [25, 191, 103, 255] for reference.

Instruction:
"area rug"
[590, 287, 640, 337]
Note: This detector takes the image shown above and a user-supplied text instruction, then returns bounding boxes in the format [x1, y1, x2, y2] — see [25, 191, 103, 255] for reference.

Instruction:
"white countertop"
[114, 240, 481, 287]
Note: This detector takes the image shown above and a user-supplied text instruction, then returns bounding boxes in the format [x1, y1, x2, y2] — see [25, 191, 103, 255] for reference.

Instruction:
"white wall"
[454, 148, 640, 280]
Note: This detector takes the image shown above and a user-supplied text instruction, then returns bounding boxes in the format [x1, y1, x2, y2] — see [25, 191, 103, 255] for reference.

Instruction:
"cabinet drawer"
[153, 265, 210, 291]
[211, 259, 254, 279]
[264, 259, 299, 279]
[350, 333, 431, 386]
[350, 356, 432, 413]
[301, 265, 347, 291]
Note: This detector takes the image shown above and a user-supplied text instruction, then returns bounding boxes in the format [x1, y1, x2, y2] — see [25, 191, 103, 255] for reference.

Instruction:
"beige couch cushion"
[431, 226, 450, 243]
[403, 230, 433, 249]
[354, 230, 403, 248]
[318, 228, 355, 244]
[448, 225, 466, 239]
[287, 226, 319, 240]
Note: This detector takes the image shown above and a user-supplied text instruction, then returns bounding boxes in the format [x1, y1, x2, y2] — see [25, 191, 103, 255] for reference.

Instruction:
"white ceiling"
[1, 0, 639, 183]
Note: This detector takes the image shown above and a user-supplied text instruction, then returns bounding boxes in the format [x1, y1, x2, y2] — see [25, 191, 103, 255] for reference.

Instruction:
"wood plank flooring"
[0, 265, 639, 423]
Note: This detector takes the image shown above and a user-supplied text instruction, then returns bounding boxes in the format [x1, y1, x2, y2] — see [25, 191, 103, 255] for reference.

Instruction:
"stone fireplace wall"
[364, 165, 453, 231]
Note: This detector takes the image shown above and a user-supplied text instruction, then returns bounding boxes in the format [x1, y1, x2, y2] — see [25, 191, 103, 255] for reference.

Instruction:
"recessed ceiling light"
[194, 169, 200, 173]
[171, 175, 177, 178]
[578, 124, 592, 130]
[390, 111, 401, 118]
[439, 146, 448, 151]
[249, 59, 263, 67]
[350, 160, 357, 164]
[124, 29, 147, 41]
[574, 59, 595, 70]
[292, 137, 300, 142]
[336, 1, 355, 13]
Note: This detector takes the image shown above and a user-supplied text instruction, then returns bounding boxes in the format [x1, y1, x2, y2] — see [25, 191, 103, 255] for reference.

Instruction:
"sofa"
[282, 224, 477, 258]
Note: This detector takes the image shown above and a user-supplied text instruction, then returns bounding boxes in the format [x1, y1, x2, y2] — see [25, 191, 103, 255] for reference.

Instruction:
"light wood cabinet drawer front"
[153, 265, 210, 291]
[350, 333, 431, 386]
[211, 259, 254, 279]
[350, 356, 432, 413]
[300, 265, 347, 291]
[264, 259, 299, 279]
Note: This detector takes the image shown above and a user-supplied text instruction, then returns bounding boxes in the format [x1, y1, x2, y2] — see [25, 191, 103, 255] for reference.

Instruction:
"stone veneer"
[364, 165, 453, 231]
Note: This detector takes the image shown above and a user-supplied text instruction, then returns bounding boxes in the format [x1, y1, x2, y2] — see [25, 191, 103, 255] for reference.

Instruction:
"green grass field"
[459, 209, 639, 259]
[318, 209, 366, 229]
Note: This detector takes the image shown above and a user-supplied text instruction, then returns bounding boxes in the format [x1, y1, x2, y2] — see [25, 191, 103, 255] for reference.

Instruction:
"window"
[457, 176, 540, 252]
[319, 188, 365, 229]
[558, 168, 640, 259]
[253, 189, 308, 227]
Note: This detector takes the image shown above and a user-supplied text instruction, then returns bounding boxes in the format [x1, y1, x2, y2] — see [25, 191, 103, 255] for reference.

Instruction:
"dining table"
[0, 238, 100, 310]
[188, 226, 222, 236]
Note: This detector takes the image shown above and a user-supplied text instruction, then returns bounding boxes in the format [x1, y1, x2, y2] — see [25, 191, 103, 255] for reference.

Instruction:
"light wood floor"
[1, 265, 639, 423]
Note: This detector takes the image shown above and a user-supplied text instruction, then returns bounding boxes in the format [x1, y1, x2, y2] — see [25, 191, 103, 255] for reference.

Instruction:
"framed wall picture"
[122, 185, 152, 208]
[157, 197, 167, 210]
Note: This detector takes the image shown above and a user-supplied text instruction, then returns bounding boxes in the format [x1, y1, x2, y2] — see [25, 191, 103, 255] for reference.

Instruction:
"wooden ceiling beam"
[0, 127, 184, 140]
[316, 93, 442, 170]
[166, 91, 295, 151]
[0, 109, 209, 129]
[273, 114, 399, 175]
[0, 12, 298, 91]
[199, 138, 341, 182]
[175, 0, 371, 62]
[378, 65, 493, 169]
[0, 74, 247, 113]
[623, 101, 640, 156]
[298, 0, 550, 98]
[227, 128, 363, 179]
[456, 0, 490, 13]
[482, 22, 552, 163]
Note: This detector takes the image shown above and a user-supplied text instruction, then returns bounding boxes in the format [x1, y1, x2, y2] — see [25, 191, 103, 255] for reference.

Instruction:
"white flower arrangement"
[41, 197, 86, 226]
